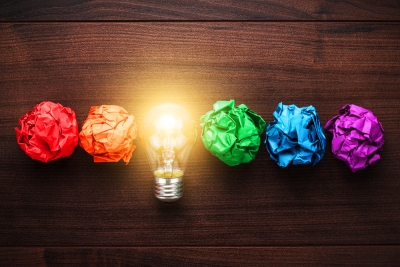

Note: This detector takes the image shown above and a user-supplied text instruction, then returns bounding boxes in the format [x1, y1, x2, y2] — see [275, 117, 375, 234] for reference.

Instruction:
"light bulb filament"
[162, 150, 175, 178]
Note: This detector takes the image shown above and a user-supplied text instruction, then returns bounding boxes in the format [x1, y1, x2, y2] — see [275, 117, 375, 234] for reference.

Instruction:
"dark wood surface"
[1, 247, 399, 266]
[1, 0, 400, 21]
[1, 2, 400, 266]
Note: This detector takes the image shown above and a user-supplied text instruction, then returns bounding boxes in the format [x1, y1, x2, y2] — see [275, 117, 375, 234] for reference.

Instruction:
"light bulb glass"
[141, 104, 197, 202]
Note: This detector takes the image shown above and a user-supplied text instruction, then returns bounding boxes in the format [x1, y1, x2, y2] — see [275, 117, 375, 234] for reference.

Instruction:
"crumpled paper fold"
[324, 104, 384, 172]
[265, 102, 326, 167]
[15, 101, 79, 162]
[200, 100, 266, 166]
[79, 105, 137, 164]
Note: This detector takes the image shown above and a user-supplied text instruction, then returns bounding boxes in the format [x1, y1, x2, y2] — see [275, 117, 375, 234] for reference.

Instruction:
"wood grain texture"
[1, 247, 400, 267]
[1, 0, 400, 21]
[1, 23, 399, 250]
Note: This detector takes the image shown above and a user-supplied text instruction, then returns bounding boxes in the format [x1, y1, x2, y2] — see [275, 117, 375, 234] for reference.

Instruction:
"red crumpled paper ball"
[15, 101, 79, 162]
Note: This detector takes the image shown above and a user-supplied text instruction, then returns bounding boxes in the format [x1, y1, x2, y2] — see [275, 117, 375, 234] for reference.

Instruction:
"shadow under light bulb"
[142, 104, 197, 202]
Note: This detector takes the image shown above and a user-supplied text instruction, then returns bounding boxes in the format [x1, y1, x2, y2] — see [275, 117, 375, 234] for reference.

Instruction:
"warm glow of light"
[158, 115, 176, 130]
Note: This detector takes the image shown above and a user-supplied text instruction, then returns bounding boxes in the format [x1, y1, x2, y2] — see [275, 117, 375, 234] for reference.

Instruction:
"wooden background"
[1, 1, 400, 266]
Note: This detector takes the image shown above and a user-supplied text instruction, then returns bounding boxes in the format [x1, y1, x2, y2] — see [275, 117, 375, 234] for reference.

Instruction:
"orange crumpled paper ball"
[15, 101, 79, 162]
[79, 105, 137, 164]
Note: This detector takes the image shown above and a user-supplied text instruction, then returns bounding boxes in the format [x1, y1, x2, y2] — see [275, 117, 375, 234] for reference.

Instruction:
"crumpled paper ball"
[265, 102, 326, 167]
[79, 105, 137, 164]
[324, 104, 384, 172]
[200, 100, 266, 166]
[15, 101, 79, 162]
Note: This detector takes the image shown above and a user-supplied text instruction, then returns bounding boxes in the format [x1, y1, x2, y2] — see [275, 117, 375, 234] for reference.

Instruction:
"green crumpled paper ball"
[200, 100, 266, 166]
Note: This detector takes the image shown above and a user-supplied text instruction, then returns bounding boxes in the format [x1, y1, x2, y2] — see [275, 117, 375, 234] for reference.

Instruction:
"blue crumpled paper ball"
[265, 102, 326, 167]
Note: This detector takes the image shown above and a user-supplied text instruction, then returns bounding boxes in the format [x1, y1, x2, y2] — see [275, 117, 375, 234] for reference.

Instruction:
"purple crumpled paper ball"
[324, 104, 384, 172]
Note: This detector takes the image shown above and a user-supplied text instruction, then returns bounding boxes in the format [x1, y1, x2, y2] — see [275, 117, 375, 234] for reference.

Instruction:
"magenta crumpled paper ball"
[324, 104, 384, 172]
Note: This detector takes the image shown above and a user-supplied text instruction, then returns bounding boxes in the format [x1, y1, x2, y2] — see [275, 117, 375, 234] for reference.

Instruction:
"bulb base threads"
[154, 176, 183, 202]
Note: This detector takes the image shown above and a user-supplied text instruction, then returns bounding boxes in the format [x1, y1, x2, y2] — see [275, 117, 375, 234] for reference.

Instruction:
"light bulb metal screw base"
[155, 176, 183, 202]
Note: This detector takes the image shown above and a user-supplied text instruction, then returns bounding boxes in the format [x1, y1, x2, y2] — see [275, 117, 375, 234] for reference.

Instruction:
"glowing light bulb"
[142, 104, 197, 202]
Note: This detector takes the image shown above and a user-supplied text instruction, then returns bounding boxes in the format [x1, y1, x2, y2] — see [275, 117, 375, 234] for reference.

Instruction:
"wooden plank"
[0, 247, 399, 266]
[1, 1, 400, 21]
[0, 22, 400, 246]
